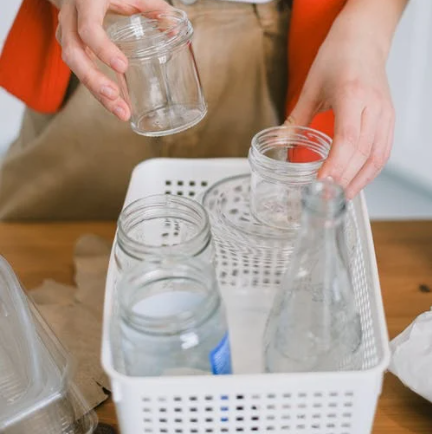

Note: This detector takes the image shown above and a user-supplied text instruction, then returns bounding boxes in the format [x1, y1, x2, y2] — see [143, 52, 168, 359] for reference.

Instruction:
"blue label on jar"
[209, 333, 232, 375]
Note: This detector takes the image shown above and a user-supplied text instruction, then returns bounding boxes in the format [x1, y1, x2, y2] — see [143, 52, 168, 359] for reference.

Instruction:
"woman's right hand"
[57, 0, 172, 120]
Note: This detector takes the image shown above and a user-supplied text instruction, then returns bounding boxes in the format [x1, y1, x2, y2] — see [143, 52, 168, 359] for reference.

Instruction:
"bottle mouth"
[117, 195, 211, 261]
[302, 179, 347, 220]
[118, 260, 220, 335]
[107, 9, 192, 59]
[248, 126, 331, 183]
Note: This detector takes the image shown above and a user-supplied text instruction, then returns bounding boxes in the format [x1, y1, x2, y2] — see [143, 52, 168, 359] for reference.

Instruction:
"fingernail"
[100, 86, 116, 99]
[113, 106, 126, 120]
[111, 57, 127, 73]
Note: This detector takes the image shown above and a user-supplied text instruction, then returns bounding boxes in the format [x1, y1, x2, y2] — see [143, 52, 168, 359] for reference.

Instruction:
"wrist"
[331, 0, 408, 61]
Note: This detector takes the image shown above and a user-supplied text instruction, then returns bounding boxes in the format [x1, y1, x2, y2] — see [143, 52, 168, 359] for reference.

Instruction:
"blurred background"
[1, 0, 432, 220]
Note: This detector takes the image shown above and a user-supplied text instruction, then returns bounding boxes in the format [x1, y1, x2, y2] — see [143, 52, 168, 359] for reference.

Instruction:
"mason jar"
[115, 195, 214, 277]
[108, 10, 207, 136]
[117, 259, 232, 377]
[248, 126, 331, 231]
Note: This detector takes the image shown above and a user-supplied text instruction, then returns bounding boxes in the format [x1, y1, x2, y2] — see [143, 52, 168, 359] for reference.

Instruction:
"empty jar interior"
[108, 10, 206, 136]
[248, 126, 331, 230]
[117, 195, 211, 263]
[116, 261, 228, 377]
[250, 126, 331, 176]
[108, 10, 191, 57]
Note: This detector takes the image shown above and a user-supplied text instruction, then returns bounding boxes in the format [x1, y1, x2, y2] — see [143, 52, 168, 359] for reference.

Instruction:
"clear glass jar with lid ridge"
[115, 194, 214, 276]
[108, 9, 207, 136]
[248, 126, 331, 232]
[116, 258, 232, 377]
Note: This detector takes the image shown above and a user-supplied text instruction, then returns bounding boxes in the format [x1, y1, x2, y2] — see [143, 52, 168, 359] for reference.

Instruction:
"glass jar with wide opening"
[248, 126, 331, 231]
[115, 194, 214, 276]
[116, 259, 232, 377]
[108, 9, 207, 136]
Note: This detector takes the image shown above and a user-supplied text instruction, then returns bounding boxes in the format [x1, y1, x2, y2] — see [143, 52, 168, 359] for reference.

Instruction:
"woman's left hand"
[286, 0, 402, 199]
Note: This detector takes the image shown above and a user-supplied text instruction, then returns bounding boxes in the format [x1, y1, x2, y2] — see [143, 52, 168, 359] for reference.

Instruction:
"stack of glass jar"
[111, 194, 232, 377]
[201, 126, 332, 290]
[0, 257, 97, 434]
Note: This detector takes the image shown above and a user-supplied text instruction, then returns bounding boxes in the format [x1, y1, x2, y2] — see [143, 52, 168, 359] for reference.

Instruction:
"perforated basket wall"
[102, 158, 390, 434]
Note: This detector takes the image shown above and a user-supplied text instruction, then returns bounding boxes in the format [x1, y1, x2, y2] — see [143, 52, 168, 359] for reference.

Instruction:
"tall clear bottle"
[264, 179, 362, 373]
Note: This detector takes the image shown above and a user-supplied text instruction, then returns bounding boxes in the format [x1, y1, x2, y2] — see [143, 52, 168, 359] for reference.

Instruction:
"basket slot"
[163, 179, 209, 198]
[139, 390, 356, 433]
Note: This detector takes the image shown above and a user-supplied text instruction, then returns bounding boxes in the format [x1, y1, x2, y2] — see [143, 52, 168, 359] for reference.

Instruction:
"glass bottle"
[248, 126, 331, 232]
[264, 179, 362, 373]
[115, 194, 214, 275]
[116, 258, 232, 377]
[107, 10, 207, 136]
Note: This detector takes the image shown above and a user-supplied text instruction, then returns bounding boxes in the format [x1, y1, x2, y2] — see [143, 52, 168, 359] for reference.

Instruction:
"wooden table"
[1, 221, 431, 433]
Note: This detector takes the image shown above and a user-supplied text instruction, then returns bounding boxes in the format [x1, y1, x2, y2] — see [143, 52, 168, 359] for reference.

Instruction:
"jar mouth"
[107, 9, 192, 59]
[249, 126, 331, 182]
[119, 261, 220, 335]
[117, 194, 211, 260]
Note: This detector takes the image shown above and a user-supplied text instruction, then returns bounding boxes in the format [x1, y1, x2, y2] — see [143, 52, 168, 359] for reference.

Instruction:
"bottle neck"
[297, 180, 348, 251]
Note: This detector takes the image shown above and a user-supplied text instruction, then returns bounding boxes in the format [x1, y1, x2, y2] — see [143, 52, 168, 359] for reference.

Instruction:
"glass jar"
[115, 195, 214, 276]
[117, 259, 232, 377]
[248, 126, 331, 231]
[108, 10, 207, 136]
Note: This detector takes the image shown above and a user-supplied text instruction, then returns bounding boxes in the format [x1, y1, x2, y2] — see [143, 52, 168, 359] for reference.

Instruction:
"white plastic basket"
[102, 158, 390, 434]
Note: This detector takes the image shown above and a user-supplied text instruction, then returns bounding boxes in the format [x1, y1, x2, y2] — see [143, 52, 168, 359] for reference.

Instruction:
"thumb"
[284, 89, 318, 127]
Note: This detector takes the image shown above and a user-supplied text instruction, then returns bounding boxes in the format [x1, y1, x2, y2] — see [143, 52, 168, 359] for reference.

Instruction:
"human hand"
[286, 4, 397, 199]
[57, 0, 172, 121]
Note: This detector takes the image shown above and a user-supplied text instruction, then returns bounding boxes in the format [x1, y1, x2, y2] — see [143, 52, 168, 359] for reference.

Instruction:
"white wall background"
[0, 0, 25, 153]
[386, 0, 432, 194]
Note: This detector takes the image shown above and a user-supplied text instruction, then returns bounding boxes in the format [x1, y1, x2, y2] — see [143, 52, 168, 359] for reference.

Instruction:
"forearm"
[332, 0, 409, 60]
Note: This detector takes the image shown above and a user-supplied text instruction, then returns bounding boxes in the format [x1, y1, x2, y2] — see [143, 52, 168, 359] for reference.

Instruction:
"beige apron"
[0, 0, 289, 220]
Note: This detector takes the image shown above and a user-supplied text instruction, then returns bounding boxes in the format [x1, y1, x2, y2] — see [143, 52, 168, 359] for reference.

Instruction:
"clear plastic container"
[108, 10, 207, 136]
[0, 256, 97, 434]
[248, 126, 331, 231]
[115, 194, 214, 275]
[114, 259, 231, 377]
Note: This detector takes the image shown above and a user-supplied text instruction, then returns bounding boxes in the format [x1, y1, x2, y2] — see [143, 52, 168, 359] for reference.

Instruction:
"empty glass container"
[0, 256, 97, 434]
[108, 10, 207, 136]
[264, 179, 363, 373]
[248, 126, 331, 231]
[115, 195, 214, 275]
[116, 259, 232, 377]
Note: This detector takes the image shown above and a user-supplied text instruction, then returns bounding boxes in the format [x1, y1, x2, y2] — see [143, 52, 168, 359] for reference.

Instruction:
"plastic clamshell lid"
[0, 256, 98, 433]
[0, 256, 45, 413]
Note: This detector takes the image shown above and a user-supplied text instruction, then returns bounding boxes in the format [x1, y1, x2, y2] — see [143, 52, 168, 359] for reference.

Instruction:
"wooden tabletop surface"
[1, 221, 431, 433]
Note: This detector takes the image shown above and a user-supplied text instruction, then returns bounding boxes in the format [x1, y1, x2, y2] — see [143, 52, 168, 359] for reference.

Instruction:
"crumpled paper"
[389, 306, 432, 403]
[29, 235, 112, 410]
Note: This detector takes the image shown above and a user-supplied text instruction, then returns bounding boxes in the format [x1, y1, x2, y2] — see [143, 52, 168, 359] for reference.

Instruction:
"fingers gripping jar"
[108, 9, 207, 136]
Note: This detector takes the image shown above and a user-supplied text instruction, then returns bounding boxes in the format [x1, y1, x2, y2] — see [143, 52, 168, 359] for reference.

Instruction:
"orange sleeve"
[286, 0, 347, 162]
[0, 0, 71, 114]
